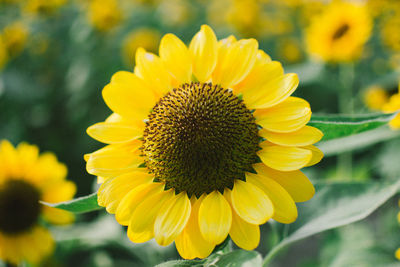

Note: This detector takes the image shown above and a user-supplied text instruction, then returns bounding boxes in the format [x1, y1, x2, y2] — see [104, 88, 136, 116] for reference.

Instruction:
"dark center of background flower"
[142, 82, 260, 197]
[0, 179, 41, 235]
[332, 23, 350, 40]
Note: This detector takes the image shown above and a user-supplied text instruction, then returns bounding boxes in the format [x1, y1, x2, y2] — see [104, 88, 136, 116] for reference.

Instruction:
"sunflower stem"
[337, 63, 354, 179]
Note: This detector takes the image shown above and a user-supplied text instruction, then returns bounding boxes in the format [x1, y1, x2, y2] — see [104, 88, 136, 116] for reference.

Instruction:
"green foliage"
[157, 250, 262, 267]
[318, 126, 400, 156]
[263, 180, 400, 266]
[42, 192, 102, 213]
[309, 113, 396, 141]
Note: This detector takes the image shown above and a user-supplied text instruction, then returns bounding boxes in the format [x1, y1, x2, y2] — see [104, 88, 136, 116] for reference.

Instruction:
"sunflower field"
[1, 0, 400, 266]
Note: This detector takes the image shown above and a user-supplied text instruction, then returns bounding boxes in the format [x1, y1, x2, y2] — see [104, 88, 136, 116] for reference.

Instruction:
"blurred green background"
[1, 0, 400, 266]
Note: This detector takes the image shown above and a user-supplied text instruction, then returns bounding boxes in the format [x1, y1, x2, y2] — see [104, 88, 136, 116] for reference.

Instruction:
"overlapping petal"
[102, 71, 156, 120]
[154, 192, 191, 246]
[128, 189, 173, 243]
[242, 73, 299, 109]
[160, 34, 192, 84]
[228, 180, 273, 225]
[87, 121, 144, 144]
[258, 142, 312, 171]
[255, 97, 311, 133]
[229, 210, 260, 250]
[86, 141, 142, 177]
[175, 196, 215, 259]
[253, 163, 315, 203]
[212, 38, 258, 88]
[135, 48, 173, 96]
[247, 173, 298, 223]
[260, 126, 323, 147]
[198, 191, 232, 244]
[115, 182, 162, 225]
[189, 25, 218, 82]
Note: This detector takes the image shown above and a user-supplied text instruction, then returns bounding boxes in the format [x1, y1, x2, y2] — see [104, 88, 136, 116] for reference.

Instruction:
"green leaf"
[317, 126, 400, 156]
[209, 250, 262, 267]
[41, 192, 103, 213]
[263, 180, 400, 266]
[308, 113, 396, 141]
[157, 250, 262, 267]
[156, 259, 206, 267]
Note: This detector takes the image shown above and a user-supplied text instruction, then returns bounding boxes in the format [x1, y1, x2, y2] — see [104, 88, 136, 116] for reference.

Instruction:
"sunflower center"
[0, 179, 41, 235]
[142, 82, 260, 197]
[332, 23, 350, 40]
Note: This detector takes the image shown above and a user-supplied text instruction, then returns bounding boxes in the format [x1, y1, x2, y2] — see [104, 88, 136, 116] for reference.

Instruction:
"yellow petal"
[154, 192, 191, 246]
[97, 169, 153, 209]
[228, 180, 273, 225]
[86, 141, 143, 177]
[28, 227, 54, 264]
[102, 71, 155, 119]
[256, 50, 272, 63]
[189, 25, 218, 82]
[198, 190, 232, 244]
[260, 126, 323, 147]
[115, 182, 162, 225]
[42, 207, 75, 225]
[41, 180, 76, 203]
[135, 47, 172, 96]
[16, 142, 39, 166]
[229, 210, 260, 250]
[234, 61, 283, 94]
[258, 142, 312, 171]
[255, 97, 311, 133]
[243, 73, 299, 109]
[160, 33, 192, 84]
[303, 145, 324, 166]
[175, 195, 215, 260]
[253, 163, 315, 202]
[105, 112, 122, 123]
[87, 121, 144, 144]
[212, 38, 258, 88]
[247, 173, 298, 224]
[128, 189, 173, 243]
[0, 140, 19, 178]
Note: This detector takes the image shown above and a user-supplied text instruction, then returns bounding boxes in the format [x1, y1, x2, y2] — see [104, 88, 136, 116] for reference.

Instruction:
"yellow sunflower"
[0, 37, 8, 70]
[24, 0, 67, 15]
[1, 22, 29, 58]
[86, 25, 323, 259]
[363, 85, 389, 111]
[382, 86, 400, 130]
[306, 1, 372, 63]
[87, 0, 122, 32]
[0, 140, 76, 265]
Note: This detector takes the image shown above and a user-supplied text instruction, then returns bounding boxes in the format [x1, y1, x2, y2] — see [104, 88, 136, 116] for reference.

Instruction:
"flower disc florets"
[0, 179, 41, 234]
[142, 82, 260, 197]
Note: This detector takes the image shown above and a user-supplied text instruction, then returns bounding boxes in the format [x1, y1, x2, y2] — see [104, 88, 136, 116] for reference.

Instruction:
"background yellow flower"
[306, 1, 372, 62]
[0, 140, 76, 265]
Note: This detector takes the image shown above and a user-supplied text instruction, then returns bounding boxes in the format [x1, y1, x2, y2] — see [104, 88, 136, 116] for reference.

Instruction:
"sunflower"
[0, 37, 8, 70]
[363, 86, 389, 111]
[306, 1, 372, 63]
[0, 140, 76, 265]
[87, 0, 122, 32]
[1, 22, 29, 58]
[86, 25, 323, 259]
[382, 86, 400, 130]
